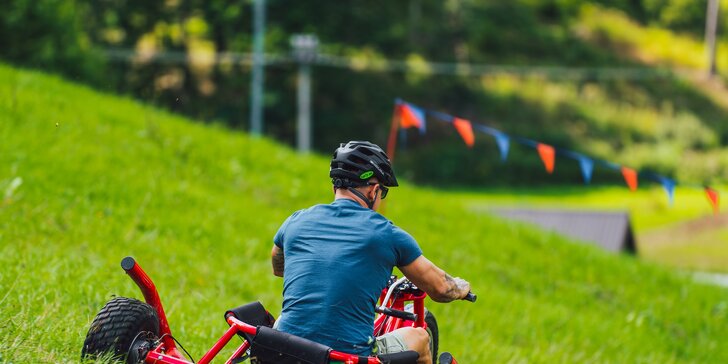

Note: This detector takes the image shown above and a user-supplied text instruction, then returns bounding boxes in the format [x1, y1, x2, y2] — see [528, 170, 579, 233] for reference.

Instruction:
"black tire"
[424, 311, 439, 364]
[81, 297, 160, 362]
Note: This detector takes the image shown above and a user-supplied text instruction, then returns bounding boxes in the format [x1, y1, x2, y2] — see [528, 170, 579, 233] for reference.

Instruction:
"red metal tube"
[197, 322, 241, 364]
[329, 351, 381, 363]
[413, 298, 425, 328]
[145, 351, 191, 364]
[224, 317, 380, 363]
[226, 316, 258, 335]
[121, 257, 181, 358]
[225, 341, 250, 364]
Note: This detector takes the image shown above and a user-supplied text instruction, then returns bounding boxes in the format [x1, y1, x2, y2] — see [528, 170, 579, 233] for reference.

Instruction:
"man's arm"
[271, 245, 284, 277]
[399, 255, 470, 303]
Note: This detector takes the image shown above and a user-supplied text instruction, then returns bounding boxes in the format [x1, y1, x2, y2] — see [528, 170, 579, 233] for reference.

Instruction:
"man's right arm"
[399, 255, 470, 303]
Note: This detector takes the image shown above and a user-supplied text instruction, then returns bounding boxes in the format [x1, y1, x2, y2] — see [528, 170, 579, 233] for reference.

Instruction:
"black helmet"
[330, 141, 399, 187]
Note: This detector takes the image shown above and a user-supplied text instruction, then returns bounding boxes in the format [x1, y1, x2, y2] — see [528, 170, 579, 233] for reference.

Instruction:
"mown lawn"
[2, 64, 728, 363]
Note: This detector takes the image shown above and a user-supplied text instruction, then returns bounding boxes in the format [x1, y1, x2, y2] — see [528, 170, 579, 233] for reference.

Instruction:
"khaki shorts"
[374, 330, 409, 355]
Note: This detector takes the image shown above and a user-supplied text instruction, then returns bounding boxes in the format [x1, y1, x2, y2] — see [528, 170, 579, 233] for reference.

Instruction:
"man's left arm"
[271, 245, 284, 277]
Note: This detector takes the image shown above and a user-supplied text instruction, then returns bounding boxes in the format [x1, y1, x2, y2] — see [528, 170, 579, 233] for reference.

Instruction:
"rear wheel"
[81, 297, 160, 363]
[424, 311, 438, 364]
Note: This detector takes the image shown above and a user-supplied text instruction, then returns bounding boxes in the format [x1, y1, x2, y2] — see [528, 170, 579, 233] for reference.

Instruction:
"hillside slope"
[2, 64, 728, 363]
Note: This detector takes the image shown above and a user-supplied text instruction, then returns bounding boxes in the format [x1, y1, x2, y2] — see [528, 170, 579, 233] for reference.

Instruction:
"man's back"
[273, 198, 422, 355]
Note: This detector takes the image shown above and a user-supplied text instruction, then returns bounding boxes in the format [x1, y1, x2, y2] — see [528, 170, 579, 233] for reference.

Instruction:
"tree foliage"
[1, 0, 726, 186]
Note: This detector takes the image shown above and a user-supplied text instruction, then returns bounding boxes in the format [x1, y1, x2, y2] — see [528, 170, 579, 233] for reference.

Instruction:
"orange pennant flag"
[399, 104, 423, 130]
[536, 143, 555, 174]
[705, 187, 720, 215]
[452, 117, 475, 148]
[621, 167, 638, 191]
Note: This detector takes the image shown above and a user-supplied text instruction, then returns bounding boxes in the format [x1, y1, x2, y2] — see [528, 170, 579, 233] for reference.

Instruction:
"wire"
[101, 48, 680, 80]
[158, 333, 196, 363]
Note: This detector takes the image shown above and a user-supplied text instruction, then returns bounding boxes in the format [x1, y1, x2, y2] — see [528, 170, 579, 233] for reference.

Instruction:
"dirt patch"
[639, 212, 728, 248]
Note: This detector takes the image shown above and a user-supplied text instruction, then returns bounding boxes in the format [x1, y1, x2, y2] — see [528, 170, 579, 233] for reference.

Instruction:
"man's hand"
[443, 275, 471, 301]
[400, 256, 471, 303]
[271, 245, 284, 277]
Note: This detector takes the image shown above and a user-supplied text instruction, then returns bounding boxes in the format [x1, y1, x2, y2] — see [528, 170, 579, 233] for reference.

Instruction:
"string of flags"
[386, 99, 721, 215]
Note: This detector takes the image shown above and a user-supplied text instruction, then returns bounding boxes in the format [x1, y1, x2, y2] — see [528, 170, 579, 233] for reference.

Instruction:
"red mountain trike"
[82, 257, 475, 364]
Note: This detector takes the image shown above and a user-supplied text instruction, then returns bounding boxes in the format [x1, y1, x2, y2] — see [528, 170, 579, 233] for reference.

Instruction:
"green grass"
[2, 63, 728, 363]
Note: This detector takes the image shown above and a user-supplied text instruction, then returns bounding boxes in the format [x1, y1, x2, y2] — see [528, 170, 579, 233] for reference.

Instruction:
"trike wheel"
[425, 311, 438, 364]
[81, 297, 160, 362]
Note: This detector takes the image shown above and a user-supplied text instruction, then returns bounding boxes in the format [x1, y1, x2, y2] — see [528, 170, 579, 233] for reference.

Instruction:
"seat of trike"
[225, 301, 419, 364]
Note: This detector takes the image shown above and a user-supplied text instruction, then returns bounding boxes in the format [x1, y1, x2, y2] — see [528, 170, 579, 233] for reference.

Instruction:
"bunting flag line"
[452, 117, 475, 148]
[390, 99, 723, 214]
[536, 143, 556, 174]
[705, 187, 720, 215]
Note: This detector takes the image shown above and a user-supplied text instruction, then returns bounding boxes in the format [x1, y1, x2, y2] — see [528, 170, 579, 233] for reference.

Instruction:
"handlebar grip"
[375, 306, 418, 322]
[464, 292, 477, 302]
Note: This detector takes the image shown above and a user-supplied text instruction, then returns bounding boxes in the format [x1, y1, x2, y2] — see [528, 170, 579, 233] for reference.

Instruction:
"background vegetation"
[2, 63, 728, 364]
[2, 0, 728, 186]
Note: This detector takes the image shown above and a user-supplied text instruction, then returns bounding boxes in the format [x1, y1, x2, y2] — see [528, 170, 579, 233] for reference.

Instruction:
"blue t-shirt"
[273, 198, 423, 355]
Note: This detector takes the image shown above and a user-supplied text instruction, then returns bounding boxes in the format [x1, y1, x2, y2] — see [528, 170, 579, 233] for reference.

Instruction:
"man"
[271, 141, 471, 364]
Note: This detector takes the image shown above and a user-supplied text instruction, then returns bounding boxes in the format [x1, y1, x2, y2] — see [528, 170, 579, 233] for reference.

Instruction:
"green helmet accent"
[359, 171, 374, 180]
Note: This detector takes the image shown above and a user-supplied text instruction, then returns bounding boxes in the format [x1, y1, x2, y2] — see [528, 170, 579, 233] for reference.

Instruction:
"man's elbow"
[273, 270, 284, 277]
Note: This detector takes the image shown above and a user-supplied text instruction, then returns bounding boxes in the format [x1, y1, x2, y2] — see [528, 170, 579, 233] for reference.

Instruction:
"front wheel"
[424, 311, 439, 364]
[81, 297, 160, 363]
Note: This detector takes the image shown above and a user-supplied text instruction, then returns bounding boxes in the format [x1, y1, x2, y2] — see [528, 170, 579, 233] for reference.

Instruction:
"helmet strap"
[348, 187, 375, 209]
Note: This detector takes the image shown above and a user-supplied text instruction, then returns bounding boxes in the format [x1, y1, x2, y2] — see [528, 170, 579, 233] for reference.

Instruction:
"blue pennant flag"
[493, 132, 510, 162]
[561, 150, 594, 184]
[473, 124, 511, 162]
[644, 173, 677, 206]
[576, 155, 594, 184]
[404, 102, 427, 134]
[658, 176, 676, 206]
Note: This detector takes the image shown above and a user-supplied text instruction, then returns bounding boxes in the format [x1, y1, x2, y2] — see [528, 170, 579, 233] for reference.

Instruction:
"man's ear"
[367, 184, 379, 200]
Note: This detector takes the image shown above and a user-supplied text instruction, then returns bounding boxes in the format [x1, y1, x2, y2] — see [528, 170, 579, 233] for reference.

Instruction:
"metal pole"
[706, 0, 720, 78]
[249, 0, 265, 135]
[297, 63, 312, 152]
[290, 34, 318, 153]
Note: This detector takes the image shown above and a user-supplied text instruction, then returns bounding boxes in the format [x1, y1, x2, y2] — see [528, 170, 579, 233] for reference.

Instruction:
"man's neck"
[334, 189, 368, 209]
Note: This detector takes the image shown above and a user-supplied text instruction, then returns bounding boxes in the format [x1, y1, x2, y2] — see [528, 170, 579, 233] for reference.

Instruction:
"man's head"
[330, 141, 397, 209]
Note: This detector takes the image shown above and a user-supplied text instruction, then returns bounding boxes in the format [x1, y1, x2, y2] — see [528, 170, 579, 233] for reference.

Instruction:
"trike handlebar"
[375, 306, 418, 321]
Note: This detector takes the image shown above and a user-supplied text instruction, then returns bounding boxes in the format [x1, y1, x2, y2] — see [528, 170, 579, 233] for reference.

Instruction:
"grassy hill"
[2, 63, 728, 363]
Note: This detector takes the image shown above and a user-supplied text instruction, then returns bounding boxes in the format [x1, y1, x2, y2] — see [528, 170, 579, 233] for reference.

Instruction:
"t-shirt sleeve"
[273, 211, 300, 249]
[390, 225, 423, 267]
[273, 223, 285, 249]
